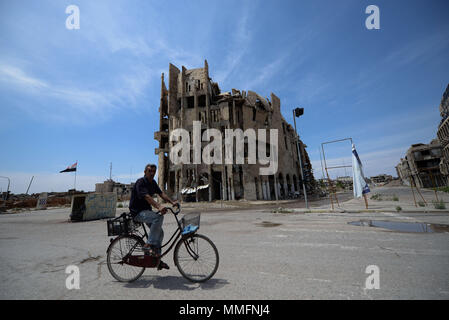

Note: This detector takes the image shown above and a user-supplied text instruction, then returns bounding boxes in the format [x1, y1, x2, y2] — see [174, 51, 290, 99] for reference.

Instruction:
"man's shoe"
[157, 260, 170, 270]
[143, 245, 161, 257]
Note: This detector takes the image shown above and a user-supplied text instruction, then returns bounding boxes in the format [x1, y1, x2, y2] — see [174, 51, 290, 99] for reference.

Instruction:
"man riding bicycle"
[129, 163, 178, 270]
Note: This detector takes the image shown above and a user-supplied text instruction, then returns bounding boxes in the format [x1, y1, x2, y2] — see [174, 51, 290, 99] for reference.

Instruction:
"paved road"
[1, 204, 448, 300]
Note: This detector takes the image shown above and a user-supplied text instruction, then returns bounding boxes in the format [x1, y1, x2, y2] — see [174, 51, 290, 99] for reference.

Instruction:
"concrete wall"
[70, 193, 117, 221]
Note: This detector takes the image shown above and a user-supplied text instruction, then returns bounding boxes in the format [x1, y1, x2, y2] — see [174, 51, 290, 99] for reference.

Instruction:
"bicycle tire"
[174, 234, 219, 283]
[106, 235, 146, 282]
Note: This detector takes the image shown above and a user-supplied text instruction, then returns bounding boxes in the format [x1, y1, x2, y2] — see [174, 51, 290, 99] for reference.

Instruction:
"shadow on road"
[123, 275, 229, 291]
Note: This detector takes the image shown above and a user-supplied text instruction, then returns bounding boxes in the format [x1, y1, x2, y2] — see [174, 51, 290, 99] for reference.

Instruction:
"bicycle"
[105, 205, 219, 283]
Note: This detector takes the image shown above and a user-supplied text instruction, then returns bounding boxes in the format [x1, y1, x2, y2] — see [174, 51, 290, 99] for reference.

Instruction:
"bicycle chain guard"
[124, 255, 159, 268]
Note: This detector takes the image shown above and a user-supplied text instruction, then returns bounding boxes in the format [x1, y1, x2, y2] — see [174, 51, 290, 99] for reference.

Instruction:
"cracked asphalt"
[1, 195, 448, 299]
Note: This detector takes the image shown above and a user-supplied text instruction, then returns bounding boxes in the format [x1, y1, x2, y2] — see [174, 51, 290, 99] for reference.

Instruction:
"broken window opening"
[161, 137, 168, 149]
[187, 96, 194, 109]
[198, 95, 206, 107]
[211, 109, 220, 122]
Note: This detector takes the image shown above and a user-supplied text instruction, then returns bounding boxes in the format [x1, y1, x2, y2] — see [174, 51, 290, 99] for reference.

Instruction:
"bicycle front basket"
[180, 212, 200, 232]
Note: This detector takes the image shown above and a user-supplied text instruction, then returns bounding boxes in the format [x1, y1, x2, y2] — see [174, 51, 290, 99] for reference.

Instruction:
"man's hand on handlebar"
[157, 201, 179, 215]
[158, 205, 168, 215]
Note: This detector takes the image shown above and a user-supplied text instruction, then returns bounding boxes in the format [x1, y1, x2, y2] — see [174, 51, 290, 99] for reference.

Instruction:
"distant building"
[95, 179, 133, 200]
[336, 176, 353, 190]
[395, 139, 445, 188]
[370, 174, 393, 185]
[336, 176, 352, 182]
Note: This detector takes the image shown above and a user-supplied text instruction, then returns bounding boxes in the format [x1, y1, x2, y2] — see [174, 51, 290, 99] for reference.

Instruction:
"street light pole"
[293, 108, 308, 209]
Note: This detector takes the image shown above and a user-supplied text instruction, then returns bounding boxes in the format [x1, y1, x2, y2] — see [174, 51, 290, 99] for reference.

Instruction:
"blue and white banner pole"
[352, 144, 370, 208]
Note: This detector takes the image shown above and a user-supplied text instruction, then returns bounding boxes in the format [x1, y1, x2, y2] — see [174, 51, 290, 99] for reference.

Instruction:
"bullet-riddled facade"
[437, 84, 449, 185]
[154, 60, 315, 201]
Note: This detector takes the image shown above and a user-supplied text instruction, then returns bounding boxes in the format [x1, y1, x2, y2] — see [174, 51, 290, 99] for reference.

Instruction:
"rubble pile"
[0, 191, 81, 212]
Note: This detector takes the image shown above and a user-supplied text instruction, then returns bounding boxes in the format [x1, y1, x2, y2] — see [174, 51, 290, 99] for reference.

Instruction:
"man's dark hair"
[144, 164, 157, 172]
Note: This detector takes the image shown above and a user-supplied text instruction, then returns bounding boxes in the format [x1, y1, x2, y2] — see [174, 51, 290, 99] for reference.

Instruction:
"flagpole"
[74, 160, 78, 191]
[363, 193, 368, 209]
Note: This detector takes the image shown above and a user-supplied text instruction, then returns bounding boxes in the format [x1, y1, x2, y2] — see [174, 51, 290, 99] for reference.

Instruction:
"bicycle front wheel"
[174, 234, 219, 283]
[106, 235, 145, 282]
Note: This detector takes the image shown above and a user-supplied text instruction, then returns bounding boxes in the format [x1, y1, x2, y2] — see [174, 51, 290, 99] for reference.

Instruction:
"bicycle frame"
[122, 207, 199, 262]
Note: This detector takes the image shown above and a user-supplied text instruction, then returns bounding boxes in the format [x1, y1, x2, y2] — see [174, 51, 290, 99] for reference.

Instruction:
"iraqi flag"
[60, 162, 77, 173]
[352, 144, 370, 198]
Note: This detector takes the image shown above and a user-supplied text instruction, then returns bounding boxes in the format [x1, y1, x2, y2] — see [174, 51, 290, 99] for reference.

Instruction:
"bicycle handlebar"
[156, 203, 181, 216]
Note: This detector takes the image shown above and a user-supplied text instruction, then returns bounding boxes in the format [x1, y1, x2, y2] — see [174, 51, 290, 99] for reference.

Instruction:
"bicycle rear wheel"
[174, 234, 219, 283]
[107, 235, 145, 282]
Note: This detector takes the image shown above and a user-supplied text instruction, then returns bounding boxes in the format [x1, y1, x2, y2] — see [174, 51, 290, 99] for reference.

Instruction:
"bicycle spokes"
[174, 234, 219, 283]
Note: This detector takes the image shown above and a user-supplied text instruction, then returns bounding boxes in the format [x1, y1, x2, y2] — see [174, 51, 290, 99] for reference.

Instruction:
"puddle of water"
[256, 221, 282, 227]
[348, 220, 449, 233]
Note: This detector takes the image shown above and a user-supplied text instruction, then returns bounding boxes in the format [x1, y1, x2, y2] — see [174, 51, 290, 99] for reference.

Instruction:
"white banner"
[352, 144, 370, 198]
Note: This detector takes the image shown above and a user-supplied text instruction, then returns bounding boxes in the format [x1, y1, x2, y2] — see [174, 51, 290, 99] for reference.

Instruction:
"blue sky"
[0, 0, 448, 194]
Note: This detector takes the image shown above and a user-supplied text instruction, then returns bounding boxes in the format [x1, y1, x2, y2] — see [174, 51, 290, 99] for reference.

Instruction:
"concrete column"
[274, 176, 279, 201]
[265, 180, 271, 200]
[258, 177, 263, 200]
[208, 166, 213, 202]
[194, 82, 198, 121]
[181, 66, 186, 129]
[232, 100, 237, 127]
[180, 169, 185, 203]
[229, 165, 235, 200]
[157, 152, 165, 190]
[175, 169, 179, 201]
[221, 165, 227, 200]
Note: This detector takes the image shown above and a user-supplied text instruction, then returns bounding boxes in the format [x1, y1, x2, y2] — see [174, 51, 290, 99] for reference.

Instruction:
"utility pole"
[0, 176, 10, 200]
[26, 176, 34, 194]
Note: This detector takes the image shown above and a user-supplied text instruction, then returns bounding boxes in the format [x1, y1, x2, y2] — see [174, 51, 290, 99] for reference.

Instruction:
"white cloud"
[0, 62, 153, 122]
[384, 31, 449, 67]
[0, 64, 48, 90]
[214, 5, 252, 85]
[243, 55, 288, 92]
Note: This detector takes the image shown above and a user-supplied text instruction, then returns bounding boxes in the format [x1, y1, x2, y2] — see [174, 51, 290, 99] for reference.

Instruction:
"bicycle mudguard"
[124, 255, 159, 268]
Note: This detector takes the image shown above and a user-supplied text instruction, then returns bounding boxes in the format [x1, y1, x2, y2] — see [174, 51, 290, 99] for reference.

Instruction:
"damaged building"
[436, 84, 449, 185]
[95, 179, 133, 201]
[154, 60, 315, 202]
[396, 85, 449, 189]
[395, 139, 445, 188]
